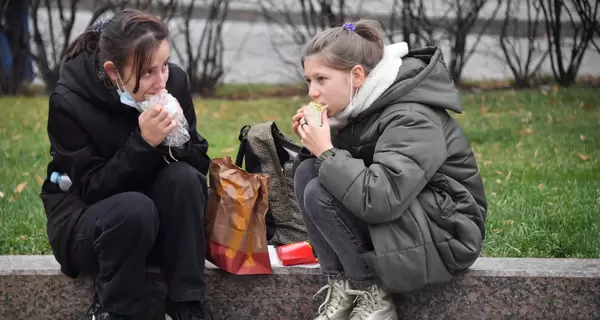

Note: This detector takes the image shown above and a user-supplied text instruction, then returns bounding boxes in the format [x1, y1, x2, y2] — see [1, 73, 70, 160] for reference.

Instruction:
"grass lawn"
[0, 86, 598, 258]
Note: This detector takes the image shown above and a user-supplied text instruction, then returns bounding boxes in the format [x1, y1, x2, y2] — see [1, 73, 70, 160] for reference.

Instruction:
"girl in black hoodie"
[40, 9, 212, 320]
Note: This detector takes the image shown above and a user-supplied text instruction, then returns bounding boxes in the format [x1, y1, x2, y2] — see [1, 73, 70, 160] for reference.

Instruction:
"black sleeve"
[48, 93, 166, 204]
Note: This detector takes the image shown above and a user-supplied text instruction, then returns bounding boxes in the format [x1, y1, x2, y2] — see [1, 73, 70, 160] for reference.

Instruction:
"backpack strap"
[235, 125, 251, 168]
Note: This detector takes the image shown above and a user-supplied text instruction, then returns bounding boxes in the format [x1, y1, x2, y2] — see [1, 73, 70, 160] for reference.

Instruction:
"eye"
[317, 76, 325, 83]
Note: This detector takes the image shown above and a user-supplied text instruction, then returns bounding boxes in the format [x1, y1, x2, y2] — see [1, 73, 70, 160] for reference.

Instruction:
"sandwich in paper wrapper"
[137, 89, 190, 147]
[307, 101, 325, 127]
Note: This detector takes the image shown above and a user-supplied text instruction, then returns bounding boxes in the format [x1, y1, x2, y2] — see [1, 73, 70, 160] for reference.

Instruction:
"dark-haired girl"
[40, 9, 212, 320]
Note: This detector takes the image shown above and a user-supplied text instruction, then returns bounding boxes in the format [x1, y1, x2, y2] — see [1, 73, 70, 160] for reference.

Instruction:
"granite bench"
[1, 255, 599, 319]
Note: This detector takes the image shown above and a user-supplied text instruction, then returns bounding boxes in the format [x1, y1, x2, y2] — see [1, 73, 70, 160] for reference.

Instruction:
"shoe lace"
[347, 287, 381, 318]
[314, 280, 348, 316]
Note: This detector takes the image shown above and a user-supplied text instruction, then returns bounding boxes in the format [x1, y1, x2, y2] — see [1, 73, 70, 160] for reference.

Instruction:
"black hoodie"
[40, 50, 211, 278]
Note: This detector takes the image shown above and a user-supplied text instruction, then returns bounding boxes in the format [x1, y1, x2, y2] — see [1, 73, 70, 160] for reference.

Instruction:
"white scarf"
[328, 42, 409, 129]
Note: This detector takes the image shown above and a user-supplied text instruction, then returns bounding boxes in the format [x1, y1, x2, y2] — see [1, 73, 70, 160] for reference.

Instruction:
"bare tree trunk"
[385, 0, 440, 47]
[539, 0, 594, 86]
[258, 0, 360, 81]
[171, 0, 229, 97]
[30, 0, 100, 92]
[440, 0, 502, 85]
[496, 0, 548, 88]
[572, 0, 599, 54]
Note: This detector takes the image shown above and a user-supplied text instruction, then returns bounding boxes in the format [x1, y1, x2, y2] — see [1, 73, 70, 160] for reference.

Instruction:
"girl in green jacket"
[292, 20, 487, 320]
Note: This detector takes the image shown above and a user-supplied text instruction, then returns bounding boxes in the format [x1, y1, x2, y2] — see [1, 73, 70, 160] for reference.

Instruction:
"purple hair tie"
[343, 23, 356, 32]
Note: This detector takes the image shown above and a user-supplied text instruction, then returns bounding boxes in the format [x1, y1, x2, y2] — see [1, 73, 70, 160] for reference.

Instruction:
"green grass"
[0, 87, 599, 258]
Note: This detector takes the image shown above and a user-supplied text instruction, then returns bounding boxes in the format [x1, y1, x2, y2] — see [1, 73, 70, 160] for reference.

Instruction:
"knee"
[294, 159, 317, 193]
[302, 179, 331, 216]
[158, 162, 207, 190]
[105, 192, 159, 242]
[295, 158, 317, 179]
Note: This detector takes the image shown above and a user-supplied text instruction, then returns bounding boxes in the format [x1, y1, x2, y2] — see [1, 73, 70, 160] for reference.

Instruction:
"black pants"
[69, 162, 208, 315]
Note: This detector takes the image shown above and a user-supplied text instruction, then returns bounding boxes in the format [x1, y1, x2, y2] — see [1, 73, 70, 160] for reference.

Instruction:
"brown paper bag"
[205, 156, 272, 275]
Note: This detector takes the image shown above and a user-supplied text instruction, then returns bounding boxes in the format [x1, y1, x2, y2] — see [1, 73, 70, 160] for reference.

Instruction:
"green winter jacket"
[310, 46, 487, 293]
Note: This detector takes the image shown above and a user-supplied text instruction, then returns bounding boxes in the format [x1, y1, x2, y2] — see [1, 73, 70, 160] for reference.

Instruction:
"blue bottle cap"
[50, 172, 60, 184]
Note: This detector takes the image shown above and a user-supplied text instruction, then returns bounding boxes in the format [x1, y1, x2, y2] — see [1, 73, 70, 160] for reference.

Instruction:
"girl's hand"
[297, 108, 333, 157]
[292, 106, 308, 138]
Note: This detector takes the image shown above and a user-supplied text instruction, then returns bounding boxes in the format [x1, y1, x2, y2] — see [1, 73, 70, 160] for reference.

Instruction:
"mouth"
[309, 101, 326, 111]
[144, 89, 168, 99]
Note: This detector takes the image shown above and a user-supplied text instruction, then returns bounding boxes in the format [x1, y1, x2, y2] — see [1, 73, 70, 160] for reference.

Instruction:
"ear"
[103, 61, 119, 82]
[351, 65, 366, 88]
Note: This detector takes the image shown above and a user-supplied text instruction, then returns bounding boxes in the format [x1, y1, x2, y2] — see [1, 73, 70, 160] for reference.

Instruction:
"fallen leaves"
[0, 191, 4, 199]
[580, 102, 593, 110]
[519, 127, 534, 136]
[14, 182, 28, 193]
[480, 105, 489, 117]
[534, 147, 540, 158]
[538, 183, 545, 190]
[580, 135, 586, 141]
[36, 176, 44, 186]
[503, 220, 514, 225]
[577, 153, 590, 161]
[547, 114, 553, 124]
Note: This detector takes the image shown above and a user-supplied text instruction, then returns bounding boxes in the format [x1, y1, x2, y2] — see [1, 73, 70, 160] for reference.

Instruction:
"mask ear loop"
[115, 72, 128, 94]
[349, 69, 356, 109]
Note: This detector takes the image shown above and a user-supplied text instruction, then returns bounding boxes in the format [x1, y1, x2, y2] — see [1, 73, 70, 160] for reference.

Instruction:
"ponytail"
[62, 21, 106, 63]
[354, 20, 385, 48]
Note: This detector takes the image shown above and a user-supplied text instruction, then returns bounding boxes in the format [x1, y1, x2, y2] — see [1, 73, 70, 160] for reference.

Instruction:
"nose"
[156, 72, 167, 89]
[308, 83, 319, 101]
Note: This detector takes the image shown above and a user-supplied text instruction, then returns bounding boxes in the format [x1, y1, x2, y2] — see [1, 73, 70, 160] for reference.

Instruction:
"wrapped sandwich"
[137, 89, 190, 147]
[306, 101, 326, 127]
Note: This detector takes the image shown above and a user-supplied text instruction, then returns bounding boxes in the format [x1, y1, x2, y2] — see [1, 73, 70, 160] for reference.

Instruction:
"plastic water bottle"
[50, 172, 72, 192]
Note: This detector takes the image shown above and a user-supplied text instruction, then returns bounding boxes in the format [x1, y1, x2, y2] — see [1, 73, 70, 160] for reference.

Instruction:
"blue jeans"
[294, 159, 374, 288]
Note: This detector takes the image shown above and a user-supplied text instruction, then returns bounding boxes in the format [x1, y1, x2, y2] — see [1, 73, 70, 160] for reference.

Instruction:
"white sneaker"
[347, 284, 398, 320]
[312, 278, 355, 320]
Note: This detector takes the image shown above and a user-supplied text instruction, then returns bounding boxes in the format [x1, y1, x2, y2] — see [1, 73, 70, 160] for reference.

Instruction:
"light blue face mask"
[117, 88, 139, 108]
[116, 73, 140, 109]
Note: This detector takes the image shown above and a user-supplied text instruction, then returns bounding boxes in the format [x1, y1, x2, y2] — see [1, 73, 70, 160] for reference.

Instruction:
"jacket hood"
[360, 46, 462, 119]
[57, 51, 126, 113]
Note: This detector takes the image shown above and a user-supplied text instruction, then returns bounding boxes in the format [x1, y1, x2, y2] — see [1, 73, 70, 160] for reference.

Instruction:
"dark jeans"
[294, 158, 374, 289]
[69, 162, 208, 315]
